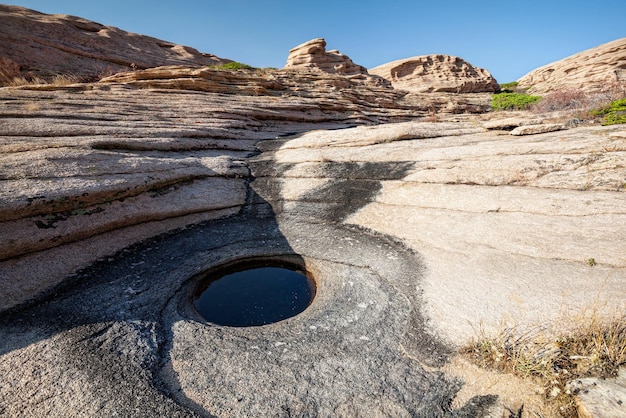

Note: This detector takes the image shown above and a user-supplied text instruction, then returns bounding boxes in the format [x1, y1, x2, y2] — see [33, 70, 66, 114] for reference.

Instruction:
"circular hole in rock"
[194, 259, 316, 327]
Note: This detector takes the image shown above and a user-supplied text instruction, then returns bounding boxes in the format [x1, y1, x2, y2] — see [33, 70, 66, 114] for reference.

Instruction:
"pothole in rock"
[193, 259, 316, 327]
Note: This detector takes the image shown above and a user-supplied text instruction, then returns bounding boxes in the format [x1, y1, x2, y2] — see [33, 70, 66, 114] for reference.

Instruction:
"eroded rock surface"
[518, 37, 626, 93]
[1, 19, 625, 417]
[284, 38, 389, 86]
[0, 5, 230, 83]
[370, 55, 500, 93]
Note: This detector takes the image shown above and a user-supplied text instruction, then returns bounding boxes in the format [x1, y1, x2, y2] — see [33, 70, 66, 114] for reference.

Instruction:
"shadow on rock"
[0, 142, 496, 416]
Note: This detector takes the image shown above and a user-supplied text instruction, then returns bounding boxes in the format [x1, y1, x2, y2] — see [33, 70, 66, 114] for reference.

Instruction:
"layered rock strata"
[370, 54, 500, 93]
[1, 76, 624, 416]
[518, 37, 626, 93]
[0, 5, 230, 83]
[0, 11, 625, 417]
[284, 38, 389, 86]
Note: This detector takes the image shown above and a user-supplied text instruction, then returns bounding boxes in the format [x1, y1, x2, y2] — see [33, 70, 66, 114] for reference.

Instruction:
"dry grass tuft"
[5, 73, 83, 87]
[531, 83, 626, 122]
[1, 56, 91, 87]
[463, 311, 626, 417]
[0, 56, 21, 84]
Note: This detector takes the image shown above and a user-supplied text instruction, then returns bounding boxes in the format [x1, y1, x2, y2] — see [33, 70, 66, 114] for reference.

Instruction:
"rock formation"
[0, 7, 625, 418]
[0, 5, 230, 84]
[369, 54, 500, 93]
[285, 37, 367, 76]
[284, 38, 389, 86]
[517, 37, 626, 93]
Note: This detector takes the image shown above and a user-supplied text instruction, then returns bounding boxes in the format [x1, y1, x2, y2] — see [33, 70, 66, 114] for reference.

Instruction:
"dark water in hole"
[194, 264, 315, 327]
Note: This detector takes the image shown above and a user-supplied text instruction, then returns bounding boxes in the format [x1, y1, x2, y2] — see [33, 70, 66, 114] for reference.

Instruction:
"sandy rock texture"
[0, 5, 230, 83]
[1, 9, 625, 415]
[370, 55, 500, 93]
[1, 72, 624, 416]
[0, 72, 433, 312]
[518, 37, 626, 93]
[0, 79, 505, 417]
[284, 38, 389, 86]
[567, 366, 626, 417]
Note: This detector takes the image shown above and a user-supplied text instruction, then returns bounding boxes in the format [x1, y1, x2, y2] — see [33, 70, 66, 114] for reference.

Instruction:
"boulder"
[483, 116, 544, 130]
[369, 54, 500, 93]
[510, 123, 566, 136]
[518, 37, 626, 94]
[285, 38, 367, 76]
[284, 38, 390, 87]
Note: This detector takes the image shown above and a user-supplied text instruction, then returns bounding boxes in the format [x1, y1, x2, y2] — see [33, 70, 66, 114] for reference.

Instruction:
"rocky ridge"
[518, 37, 626, 93]
[370, 54, 500, 93]
[0, 5, 230, 83]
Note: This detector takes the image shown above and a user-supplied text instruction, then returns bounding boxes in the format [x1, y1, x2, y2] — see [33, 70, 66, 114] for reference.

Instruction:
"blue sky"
[6, 0, 626, 82]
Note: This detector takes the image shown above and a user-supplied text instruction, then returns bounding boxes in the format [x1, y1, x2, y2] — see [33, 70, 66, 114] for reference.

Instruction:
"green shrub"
[491, 92, 542, 111]
[216, 61, 256, 71]
[499, 81, 519, 92]
[590, 98, 626, 125]
[499, 81, 519, 89]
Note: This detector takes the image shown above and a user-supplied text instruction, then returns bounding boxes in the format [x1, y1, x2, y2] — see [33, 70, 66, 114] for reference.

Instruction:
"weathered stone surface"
[568, 367, 626, 418]
[370, 54, 500, 93]
[1, 11, 625, 418]
[510, 123, 566, 135]
[285, 37, 365, 76]
[609, 129, 626, 139]
[0, 5, 230, 84]
[1, 79, 625, 416]
[284, 38, 389, 87]
[483, 116, 544, 130]
[518, 37, 626, 93]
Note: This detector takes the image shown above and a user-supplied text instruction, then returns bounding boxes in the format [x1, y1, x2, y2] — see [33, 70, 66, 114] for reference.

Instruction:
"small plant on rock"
[590, 98, 626, 125]
[492, 92, 542, 111]
[215, 61, 257, 71]
[464, 311, 626, 417]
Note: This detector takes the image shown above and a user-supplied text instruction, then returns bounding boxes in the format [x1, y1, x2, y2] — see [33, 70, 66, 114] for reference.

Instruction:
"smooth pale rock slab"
[271, 121, 626, 343]
[483, 116, 544, 130]
[510, 123, 566, 135]
[609, 130, 626, 139]
[568, 367, 626, 418]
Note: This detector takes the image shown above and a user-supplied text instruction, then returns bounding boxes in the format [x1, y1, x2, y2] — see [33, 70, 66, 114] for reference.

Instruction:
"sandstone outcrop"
[284, 38, 389, 86]
[370, 54, 500, 93]
[0, 5, 230, 84]
[2, 80, 624, 416]
[517, 37, 626, 93]
[1, 9, 625, 418]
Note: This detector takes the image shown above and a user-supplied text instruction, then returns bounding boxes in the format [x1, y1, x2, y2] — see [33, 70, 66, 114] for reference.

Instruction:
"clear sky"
[5, 0, 626, 82]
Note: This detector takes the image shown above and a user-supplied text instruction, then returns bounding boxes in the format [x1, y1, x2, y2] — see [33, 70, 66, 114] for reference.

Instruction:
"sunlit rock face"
[517, 37, 626, 93]
[370, 54, 500, 93]
[0, 7, 625, 418]
[284, 37, 391, 87]
[0, 4, 230, 84]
